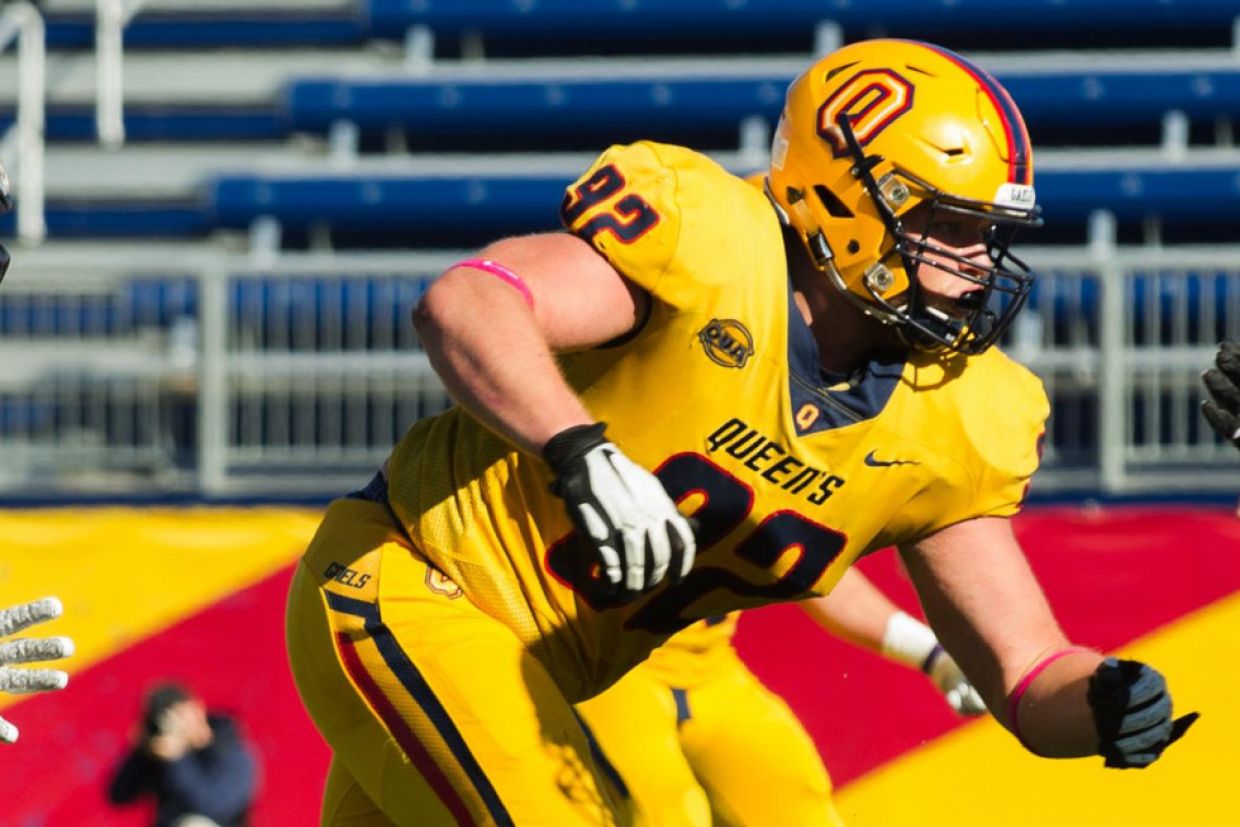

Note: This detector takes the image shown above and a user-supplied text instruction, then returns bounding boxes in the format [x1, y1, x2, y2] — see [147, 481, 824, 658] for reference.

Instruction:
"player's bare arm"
[413, 231, 695, 597]
[802, 568, 985, 714]
[413, 231, 645, 454]
[901, 517, 1195, 767]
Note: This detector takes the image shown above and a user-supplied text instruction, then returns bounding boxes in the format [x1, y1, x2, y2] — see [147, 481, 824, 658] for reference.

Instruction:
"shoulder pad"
[898, 348, 1048, 536]
[560, 142, 778, 306]
[957, 348, 1049, 517]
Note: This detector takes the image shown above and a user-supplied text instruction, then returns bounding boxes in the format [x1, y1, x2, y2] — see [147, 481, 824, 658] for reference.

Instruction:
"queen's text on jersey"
[706, 418, 845, 505]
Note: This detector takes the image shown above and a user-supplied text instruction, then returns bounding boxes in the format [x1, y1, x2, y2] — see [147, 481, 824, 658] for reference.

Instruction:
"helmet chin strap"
[895, 300, 965, 352]
[892, 286, 1002, 353]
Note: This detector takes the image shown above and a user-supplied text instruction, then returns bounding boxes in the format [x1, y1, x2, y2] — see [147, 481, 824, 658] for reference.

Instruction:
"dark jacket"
[108, 714, 258, 827]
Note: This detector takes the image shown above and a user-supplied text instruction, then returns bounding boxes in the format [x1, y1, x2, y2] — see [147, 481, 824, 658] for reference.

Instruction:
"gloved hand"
[1087, 657, 1198, 769]
[544, 422, 696, 601]
[1202, 340, 1240, 449]
[881, 611, 985, 716]
[0, 597, 74, 744]
[923, 644, 987, 716]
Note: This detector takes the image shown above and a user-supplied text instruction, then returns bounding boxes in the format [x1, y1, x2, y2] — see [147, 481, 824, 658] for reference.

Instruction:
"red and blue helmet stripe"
[916, 41, 1033, 186]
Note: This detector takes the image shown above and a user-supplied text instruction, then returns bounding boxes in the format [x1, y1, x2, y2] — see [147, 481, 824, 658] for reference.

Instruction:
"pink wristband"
[1008, 646, 1091, 753]
[453, 258, 535, 309]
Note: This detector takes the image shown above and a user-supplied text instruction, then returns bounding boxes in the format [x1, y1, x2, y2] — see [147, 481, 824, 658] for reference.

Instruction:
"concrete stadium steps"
[0, 48, 399, 108]
[42, 142, 328, 200]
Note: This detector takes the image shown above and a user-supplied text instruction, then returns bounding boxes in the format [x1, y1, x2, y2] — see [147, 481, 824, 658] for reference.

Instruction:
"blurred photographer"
[108, 683, 258, 827]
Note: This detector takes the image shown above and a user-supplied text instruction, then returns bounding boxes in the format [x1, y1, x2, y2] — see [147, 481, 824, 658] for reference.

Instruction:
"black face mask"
[887, 209, 1035, 355]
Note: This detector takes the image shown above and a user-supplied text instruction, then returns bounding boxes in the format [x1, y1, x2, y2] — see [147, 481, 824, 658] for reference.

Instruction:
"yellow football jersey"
[385, 141, 1047, 702]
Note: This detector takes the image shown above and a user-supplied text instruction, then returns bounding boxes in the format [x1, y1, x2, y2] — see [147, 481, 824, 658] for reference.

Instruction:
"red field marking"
[734, 505, 1240, 786]
[3, 505, 1237, 820]
[0, 566, 330, 827]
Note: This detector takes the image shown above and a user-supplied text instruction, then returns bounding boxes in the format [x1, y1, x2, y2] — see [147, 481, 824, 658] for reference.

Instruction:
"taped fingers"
[0, 598, 64, 638]
[0, 636, 75, 665]
[0, 666, 69, 693]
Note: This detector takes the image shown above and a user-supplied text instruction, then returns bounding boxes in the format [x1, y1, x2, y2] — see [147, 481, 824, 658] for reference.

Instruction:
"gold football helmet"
[767, 39, 1040, 354]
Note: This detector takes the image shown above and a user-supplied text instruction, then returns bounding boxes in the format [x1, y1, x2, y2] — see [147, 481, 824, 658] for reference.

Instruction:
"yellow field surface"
[0, 507, 322, 711]
[835, 591, 1240, 827]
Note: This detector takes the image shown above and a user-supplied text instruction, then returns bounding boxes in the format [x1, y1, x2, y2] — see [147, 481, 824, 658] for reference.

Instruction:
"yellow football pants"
[576, 650, 845, 827]
[285, 498, 632, 827]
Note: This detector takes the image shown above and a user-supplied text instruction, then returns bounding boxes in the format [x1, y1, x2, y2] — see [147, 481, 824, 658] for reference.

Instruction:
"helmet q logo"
[818, 69, 914, 157]
[699, 319, 754, 369]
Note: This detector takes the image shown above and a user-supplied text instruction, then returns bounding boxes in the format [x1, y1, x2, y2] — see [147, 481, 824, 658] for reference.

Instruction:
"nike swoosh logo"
[864, 450, 920, 468]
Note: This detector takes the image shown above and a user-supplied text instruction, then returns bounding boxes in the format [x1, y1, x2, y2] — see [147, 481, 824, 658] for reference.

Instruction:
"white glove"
[0, 597, 74, 743]
[923, 645, 987, 715]
[544, 423, 696, 600]
[882, 610, 985, 716]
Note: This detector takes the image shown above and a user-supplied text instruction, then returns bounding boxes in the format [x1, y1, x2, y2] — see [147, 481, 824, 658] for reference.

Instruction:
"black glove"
[1202, 340, 1240, 449]
[544, 423, 696, 601]
[1087, 657, 1198, 769]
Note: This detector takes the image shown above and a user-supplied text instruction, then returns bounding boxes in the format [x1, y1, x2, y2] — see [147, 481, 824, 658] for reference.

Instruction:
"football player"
[575, 567, 983, 827]
[287, 39, 1195, 825]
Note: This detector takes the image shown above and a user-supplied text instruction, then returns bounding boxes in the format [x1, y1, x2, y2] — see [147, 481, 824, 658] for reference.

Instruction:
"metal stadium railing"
[0, 242, 1235, 497]
[0, 1, 45, 245]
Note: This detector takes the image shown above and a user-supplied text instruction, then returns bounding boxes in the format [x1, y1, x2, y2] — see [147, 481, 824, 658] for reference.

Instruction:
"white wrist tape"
[881, 610, 940, 671]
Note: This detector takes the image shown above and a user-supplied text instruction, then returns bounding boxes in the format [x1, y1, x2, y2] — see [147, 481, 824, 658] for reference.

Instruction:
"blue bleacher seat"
[211, 174, 562, 238]
[0, 204, 209, 239]
[229, 275, 428, 351]
[366, 0, 1239, 42]
[44, 10, 366, 50]
[285, 66, 1240, 146]
[11, 65, 1236, 146]
[5, 0, 1233, 244]
[208, 164, 1240, 239]
[287, 76, 793, 137]
[0, 107, 288, 143]
[1024, 270, 1232, 348]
